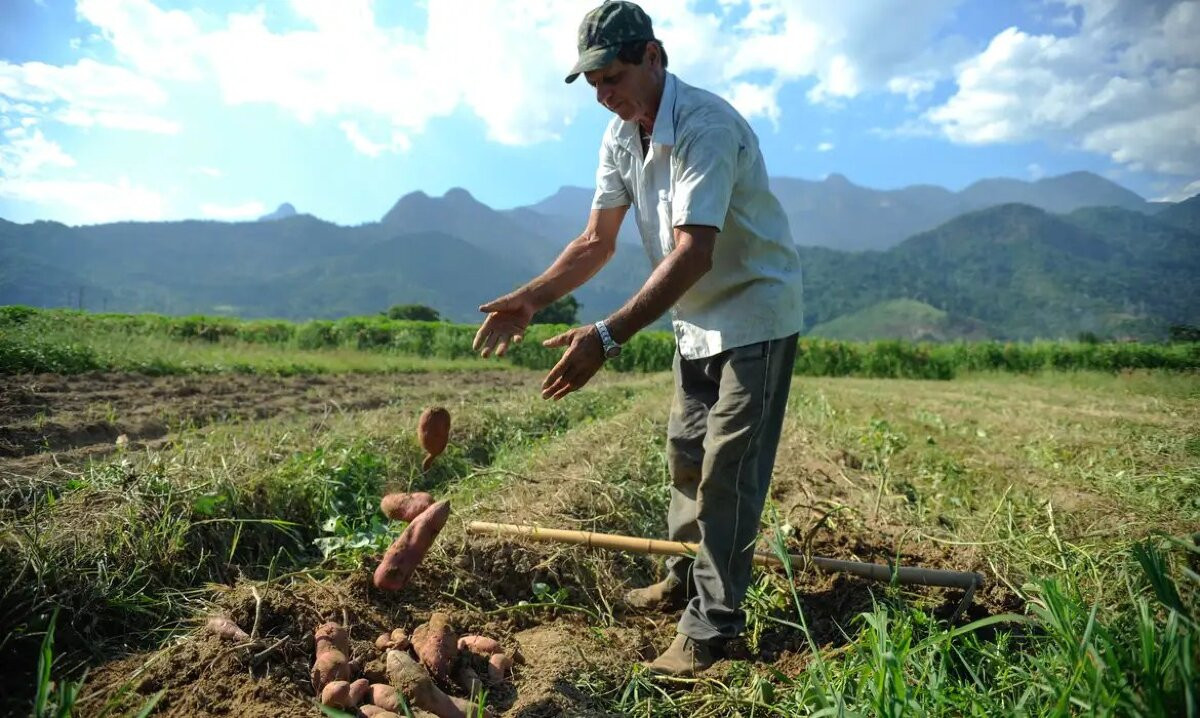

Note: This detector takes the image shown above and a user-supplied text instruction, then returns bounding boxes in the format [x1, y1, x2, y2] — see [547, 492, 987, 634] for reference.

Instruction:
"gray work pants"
[665, 333, 798, 642]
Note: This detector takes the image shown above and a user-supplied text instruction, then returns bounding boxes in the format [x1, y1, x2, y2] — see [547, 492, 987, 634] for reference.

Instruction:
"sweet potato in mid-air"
[411, 612, 458, 683]
[417, 407, 451, 471]
[381, 492, 436, 522]
[373, 500, 451, 591]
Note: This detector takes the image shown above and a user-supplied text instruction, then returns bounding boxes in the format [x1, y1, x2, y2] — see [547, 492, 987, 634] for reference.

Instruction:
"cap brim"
[565, 45, 620, 83]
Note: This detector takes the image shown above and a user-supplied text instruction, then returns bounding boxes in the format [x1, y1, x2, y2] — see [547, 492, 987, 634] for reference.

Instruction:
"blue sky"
[1, 0, 1197, 225]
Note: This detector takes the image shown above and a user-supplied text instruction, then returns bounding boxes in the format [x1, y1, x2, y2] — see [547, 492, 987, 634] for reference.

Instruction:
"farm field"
[1, 358, 1197, 716]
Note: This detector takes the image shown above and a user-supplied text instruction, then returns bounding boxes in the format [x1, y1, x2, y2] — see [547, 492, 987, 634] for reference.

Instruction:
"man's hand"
[474, 293, 536, 357]
[540, 325, 605, 400]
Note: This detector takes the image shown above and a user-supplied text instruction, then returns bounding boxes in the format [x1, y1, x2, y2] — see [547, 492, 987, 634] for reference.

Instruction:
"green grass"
[1, 326, 1197, 715]
[5, 306, 1197, 378]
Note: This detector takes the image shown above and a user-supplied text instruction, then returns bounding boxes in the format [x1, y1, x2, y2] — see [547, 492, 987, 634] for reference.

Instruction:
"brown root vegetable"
[417, 407, 451, 471]
[205, 616, 250, 643]
[486, 652, 513, 683]
[368, 684, 399, 712]
[359, 708, 402, 718]
[411, 612, 458, 683]
[375, 627, 410, 652]
[315, 621, 350, 656]
[312, 649, 352, 692]
[381, 492, 436, 522]
[386, 649, 465, 718]
[455, 664, 483, 699]
[321, 681, 353, 709]
[348, 678, 370, 706]
[373, 500, 451, 592]
[457, 635, 502, 659]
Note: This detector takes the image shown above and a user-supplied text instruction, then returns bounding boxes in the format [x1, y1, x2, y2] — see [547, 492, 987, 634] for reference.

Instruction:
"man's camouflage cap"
[565, 1, 656, 83]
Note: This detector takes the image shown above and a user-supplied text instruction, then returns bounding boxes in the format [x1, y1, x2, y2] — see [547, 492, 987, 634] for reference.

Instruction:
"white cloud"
[200, 200, 265, 220]
[64, 0, 970, 147]
[1154, 177, 1200, 202]
[816, 141, 834, 152]
[0, 58, 179, 134]
[1027, 162, 1045, 180]
[0, 176, 166, 223]
[339, 120, 411, 157]
[0, 127, 76, 177]
[926, 0, 1200, 176]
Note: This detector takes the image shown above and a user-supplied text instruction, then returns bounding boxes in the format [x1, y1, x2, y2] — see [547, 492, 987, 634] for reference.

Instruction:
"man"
[473, 0, 803, 676]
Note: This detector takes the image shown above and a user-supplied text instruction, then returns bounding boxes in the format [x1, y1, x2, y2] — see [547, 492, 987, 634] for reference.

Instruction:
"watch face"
[605, 345, 622, 359]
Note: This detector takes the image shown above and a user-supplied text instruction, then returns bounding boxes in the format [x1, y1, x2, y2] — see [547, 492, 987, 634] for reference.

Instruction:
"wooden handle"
[466, 521, 982, 591]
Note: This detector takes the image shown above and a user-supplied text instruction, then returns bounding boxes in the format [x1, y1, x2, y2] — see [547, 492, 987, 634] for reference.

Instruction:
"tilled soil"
[9, 370, 1012, 717]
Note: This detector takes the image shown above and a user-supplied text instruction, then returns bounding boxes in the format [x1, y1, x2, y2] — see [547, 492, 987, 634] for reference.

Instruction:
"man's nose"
[596, 85, 610, 106]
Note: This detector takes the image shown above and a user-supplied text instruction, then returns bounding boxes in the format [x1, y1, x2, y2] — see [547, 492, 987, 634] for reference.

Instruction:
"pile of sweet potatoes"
[312, 614, 516, 718]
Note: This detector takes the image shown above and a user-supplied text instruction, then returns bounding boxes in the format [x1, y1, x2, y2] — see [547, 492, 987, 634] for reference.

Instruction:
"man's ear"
[647, 40, 661, 69]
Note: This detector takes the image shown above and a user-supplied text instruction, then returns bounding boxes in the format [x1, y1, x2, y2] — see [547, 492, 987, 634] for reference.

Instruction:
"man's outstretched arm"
[606, 224, 715, 343]
[539, 224, 715, 400]
[474, 205, 627, 357]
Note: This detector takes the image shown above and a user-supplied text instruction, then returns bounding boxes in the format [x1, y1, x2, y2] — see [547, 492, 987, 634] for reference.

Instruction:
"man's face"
[583, 44, 661, 122]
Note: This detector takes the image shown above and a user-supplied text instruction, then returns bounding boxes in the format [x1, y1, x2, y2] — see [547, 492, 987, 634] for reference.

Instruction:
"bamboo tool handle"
[467, 521, 983, 591]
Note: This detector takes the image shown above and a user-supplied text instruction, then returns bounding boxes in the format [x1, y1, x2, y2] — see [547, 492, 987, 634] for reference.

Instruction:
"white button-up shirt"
[591, 72, 804, 359]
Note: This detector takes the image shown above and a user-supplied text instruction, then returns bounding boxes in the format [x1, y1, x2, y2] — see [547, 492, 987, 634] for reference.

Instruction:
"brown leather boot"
[623, 577, 688, 612]
[644, 633, 719, 676]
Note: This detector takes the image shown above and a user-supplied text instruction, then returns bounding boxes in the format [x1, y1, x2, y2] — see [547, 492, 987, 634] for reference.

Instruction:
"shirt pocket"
[656, 188, 675, 255]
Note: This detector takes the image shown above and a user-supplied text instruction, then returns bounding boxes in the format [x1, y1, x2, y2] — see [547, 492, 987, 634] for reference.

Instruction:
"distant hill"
[1, 177, 1196, 339]
[808, 299, 991, 342]
[797, 202, 1199, 339]
[1154, 194, 1200, 234]
[258, 203, 297, 221]
[524, 171, 1156, 252]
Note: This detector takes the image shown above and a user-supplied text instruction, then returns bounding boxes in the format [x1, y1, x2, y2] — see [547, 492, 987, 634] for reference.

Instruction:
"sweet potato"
[315, 621, 350, 656]
[457, 635, 502, 659]
[381, 492, 436, 522]
[486, 652, 513, 683]
[205, 616, 250, 643]
[455, 664, 483, 699]
[386, 649, 464, 718]
[312, 621, 352, 692]
[418, 407, 451, 471]
[368, 683, 399, 712]
[411, 612, 458, 683]
[375, 628, 410, 652]
[357, 706, 386, 717]
[348, 678, 370, 706]
[312, 649, 352, 692]
[373, 500, 451, 591]
[321, 681, 353, 709]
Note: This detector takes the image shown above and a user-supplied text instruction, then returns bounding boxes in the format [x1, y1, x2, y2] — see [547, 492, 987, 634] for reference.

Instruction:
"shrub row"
[3, 306, 1197, 378]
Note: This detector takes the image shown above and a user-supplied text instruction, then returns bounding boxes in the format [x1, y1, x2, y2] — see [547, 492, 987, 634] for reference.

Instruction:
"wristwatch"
[593, 320, 622, 359]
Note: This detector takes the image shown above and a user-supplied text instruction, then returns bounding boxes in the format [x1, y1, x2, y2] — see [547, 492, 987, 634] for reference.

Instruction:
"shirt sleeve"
[670, 125, 740, 231]
[591, 132, 631, 210]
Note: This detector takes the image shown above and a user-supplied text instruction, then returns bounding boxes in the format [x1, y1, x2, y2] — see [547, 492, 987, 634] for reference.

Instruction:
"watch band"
[594, 320, 620, 357]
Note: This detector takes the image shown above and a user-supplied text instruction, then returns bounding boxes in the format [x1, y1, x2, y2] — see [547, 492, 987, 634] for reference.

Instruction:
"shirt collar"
[651, 72, 677, 147]
[615, 71, 677, 154]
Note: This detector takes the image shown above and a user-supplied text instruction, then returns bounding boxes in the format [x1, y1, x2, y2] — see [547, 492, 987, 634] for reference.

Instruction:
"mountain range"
[2, 171, 1197, 341]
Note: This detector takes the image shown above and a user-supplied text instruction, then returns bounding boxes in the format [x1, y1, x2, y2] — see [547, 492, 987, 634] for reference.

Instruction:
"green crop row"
[2, 306, 1197, 378]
